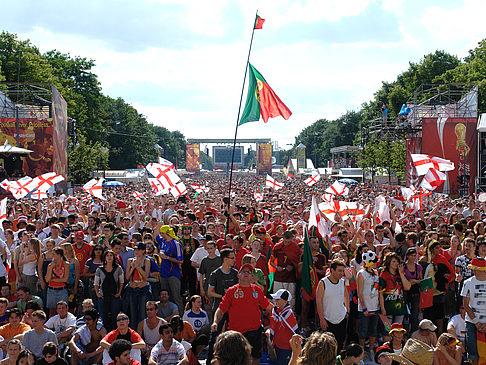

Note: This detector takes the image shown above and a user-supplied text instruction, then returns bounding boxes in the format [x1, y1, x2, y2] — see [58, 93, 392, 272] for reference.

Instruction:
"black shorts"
[243, 327, 263, 359]
[423, 294, 445, 322]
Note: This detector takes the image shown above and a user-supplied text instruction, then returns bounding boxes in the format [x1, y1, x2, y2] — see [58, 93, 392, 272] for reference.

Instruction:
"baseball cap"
[271, 289, 292, 302]
[75, 231, 84, 239]
[374, 346, 393, 363]
[255, 227, 266, 234]
[239, 263, 253, 273]
[134, 242, 146, 251]
[419, 319, 437, 331]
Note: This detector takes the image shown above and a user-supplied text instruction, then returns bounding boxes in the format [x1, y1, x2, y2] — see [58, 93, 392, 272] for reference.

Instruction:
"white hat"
[419, 319, 437, 332]
[271, 289, 292, 302]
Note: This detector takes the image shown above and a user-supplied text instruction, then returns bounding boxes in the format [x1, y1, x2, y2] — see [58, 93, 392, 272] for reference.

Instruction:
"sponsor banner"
[421, 117, 477, 195]
[186, 143, 200, 172]
[257, 143, 272, 175]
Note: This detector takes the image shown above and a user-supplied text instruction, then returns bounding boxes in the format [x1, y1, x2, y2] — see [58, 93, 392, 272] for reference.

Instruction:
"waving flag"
[304, 171, 320, 186]
[133, 191, 145, 200]
[148, 178, 169, 196]
[1, 177, 34, 199]
[31, 172, 64, 192]
[0, 198, 7, 222]
[170, 181, 187, 198]
[30, 189, 48, 200]
[325, 180, 349, 196]
[266, 174, 283, 190]
[411, 154, 455, 176]
[83, 179, 105, 200]
[254, 192, 264, 202]
[254, 14, 265, 29]
[322, 193, 333, 203]
[309, 196, 330, 239]
[420, 168, 446, 191]
[301, 230, 319, 301]
[400, 186, 413, 201]
[239, 64, 292, 125]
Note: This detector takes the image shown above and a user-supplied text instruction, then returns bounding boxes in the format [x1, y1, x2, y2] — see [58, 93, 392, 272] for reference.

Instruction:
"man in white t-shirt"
[190, 235, 220, 281]
[45, 301, 76, 344]
[461, 258, 486, 365]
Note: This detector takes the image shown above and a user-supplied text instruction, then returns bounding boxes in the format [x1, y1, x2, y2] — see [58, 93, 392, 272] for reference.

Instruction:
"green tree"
[69, 134, 109, 184]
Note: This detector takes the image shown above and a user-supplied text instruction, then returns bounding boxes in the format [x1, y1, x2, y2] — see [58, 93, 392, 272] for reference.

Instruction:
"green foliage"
[68, 134, 109, 184]
[293, 110, 361, 167]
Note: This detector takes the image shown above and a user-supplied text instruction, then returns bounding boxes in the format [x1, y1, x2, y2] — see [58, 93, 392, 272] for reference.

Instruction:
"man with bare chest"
[69, 309, 107, 365]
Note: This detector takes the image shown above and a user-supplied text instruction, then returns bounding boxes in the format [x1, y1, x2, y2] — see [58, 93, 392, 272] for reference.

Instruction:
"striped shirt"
[150, 339, 185, 365]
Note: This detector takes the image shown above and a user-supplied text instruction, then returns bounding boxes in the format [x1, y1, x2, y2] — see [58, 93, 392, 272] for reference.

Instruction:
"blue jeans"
[465, 321, 479, 361]
[126, 285, 150, 329]
[46, 287, 69, 308]
[98, 296, 121, 332]
[274, 346, 292, 365]
[358, 311, 379, 339]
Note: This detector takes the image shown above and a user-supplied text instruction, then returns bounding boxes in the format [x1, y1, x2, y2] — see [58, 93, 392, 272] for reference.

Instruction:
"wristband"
[363, 307, 367, 312]
[471, 317, 479, 324]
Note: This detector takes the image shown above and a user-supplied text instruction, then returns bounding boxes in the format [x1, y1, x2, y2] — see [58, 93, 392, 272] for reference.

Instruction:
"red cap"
[116, 201, 127, 209]
[239, 263, 254, 273]
[75, 231, 84, 239]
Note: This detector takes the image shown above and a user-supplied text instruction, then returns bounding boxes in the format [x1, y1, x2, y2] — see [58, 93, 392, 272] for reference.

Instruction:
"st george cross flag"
[411, 154, 455, 176]
[31, 172, 64, 192]
[304, 171, 320, 186]
[420, 168, 446, 191]
[83, 179, 105, 200]
[321, 193, 333, 203]
[170, 181, 187, 199]
[400, 186, 413, 201]
[265, 174, 283, 190]
[2, 177, 34, 199]
[325, 180, 349, 196]
[254, 192, 264, 202]
[133, 191, 145, 200]
[30, 189, 48, 200]
[0, 197, 7, 223]
[158, 158, 175, 170]
[308, 195, 330, 239]
[148, 178, 169, 196]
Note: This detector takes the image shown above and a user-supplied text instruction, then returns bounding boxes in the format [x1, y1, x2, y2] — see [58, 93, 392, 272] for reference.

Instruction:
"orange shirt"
[0, 322, 31, 339]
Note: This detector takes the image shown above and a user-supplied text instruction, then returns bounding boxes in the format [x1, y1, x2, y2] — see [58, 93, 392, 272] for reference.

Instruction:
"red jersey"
[103, 328, 142, 344]
[72, 243, 92, 270]
[219, 283, 270, 333]
[272, 241, 300, 283]
[234, 247, 249, 270]
[269, 304, 298, 350]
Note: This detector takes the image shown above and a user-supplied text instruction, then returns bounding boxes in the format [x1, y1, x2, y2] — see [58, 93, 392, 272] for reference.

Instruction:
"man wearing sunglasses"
[100, 313, 145, 365]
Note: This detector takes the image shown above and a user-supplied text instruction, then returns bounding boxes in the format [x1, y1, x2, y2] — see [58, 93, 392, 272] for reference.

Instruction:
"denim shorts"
[358, 311, 379, 339]
[46, 287, 69, 308]
[465, 321, 479, 361]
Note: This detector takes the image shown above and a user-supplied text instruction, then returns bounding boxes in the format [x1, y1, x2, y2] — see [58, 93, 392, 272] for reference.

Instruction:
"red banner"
[421, 117, 477, 195]
[257, 143, 272, 175]
[0, 118, 54, 176]
[186, 143, 200, 172]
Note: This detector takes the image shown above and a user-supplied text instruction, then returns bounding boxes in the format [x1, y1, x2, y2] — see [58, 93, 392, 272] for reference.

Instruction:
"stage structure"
[0, 83, 68, 179]
[362, 83, 478, 196]
[186, 138, 272, 174]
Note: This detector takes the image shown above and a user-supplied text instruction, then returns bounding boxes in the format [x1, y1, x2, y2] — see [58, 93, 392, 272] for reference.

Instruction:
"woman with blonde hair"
[61, 243, 80, 301]
[18, 238, 41, 294]
[289, 332, 338, 365]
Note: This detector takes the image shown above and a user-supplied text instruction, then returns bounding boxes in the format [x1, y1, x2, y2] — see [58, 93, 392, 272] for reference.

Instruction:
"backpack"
[101, 267, 117, 297]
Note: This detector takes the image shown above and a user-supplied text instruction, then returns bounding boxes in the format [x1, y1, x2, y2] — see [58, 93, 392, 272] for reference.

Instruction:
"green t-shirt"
[253, 268, 266, 287]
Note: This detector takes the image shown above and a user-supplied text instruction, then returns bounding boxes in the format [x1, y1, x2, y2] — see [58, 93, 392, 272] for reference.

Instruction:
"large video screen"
[213, 146, 244, 165]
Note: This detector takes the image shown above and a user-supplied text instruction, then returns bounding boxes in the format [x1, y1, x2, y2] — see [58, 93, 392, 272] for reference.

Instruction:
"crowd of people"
[0, 172, 484, 365]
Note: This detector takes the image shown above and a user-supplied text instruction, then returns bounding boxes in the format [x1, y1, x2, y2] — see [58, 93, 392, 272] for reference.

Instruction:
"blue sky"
[4, 0, 486, 149]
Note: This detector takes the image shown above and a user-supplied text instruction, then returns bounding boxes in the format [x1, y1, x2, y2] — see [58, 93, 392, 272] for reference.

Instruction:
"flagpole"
[225, 10, 258, 236]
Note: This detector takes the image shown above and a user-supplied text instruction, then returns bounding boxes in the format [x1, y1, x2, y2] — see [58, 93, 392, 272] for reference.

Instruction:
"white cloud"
[421, 0, 486, 54]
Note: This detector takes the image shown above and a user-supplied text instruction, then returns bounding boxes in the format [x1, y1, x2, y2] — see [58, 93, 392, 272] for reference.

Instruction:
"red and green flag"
[301, 230, 319, 301]
[420, 277, 433, 309]
[266, 245, 277, 292]
[239, 63, 292, 125]
[254, 15, 265, 29]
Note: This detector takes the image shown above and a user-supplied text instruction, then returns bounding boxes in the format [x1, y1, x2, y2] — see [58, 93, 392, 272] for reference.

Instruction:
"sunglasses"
[117, 317, 129, 322]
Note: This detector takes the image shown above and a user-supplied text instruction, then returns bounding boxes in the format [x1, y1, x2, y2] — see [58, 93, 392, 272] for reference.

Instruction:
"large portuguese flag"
[239, 63, 292, 125]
